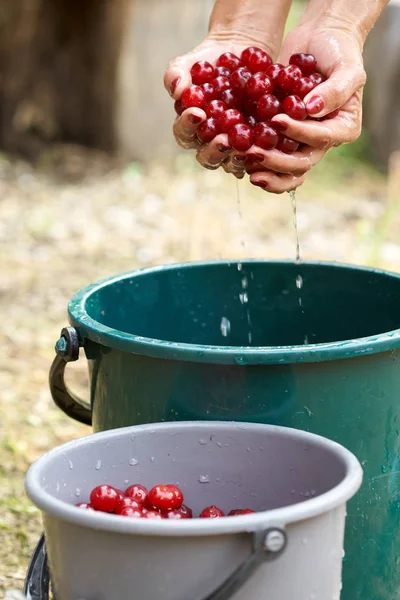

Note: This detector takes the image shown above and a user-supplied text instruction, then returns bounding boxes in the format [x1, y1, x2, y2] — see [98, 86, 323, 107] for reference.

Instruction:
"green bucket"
[50, 260, 400, 600]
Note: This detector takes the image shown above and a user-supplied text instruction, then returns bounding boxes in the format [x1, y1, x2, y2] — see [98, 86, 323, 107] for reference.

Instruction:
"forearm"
[299, 0, 390, 46]
[208, 0, 293, 55]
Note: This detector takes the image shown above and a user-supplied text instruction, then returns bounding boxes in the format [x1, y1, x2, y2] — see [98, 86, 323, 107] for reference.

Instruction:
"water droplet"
[249, 491, 257, 497]
[131, 434, 135, 441]
[215, 477, 221, 482]
[56, 483, 60, 492]
[216, 442, 223, 448]
[259, 446, 264, 451]
[220, 317, 231, 337]
[150, 456, 155, 462]
[199, 439, 208, 446]
[310, 489, 316, 496]
[246, 447, 251, 452]
[95, 460, 102, 470]
[68, 461, 73, 470]
[75, 488, 81, 497]
[234, 356, 248, 365]
[237, 263, 242, 271]
[129, 458, 139, 466]
[241, 277, 248, 289]
[296, 275, 303, 289]
[199, 475, 210, 483]
[124, 479, 129, 485]
[239, 292, 248, 304]
[290, 489, 296, 495]
[301, 537, 308, 545]
[381, 465, 388, 473]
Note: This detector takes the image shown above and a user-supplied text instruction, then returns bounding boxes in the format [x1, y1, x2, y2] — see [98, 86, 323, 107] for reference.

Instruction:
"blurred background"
[0, 0, 399, 596]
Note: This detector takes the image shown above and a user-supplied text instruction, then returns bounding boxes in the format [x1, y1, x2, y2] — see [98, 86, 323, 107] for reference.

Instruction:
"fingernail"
[247, 152, 264, 162]
[234, 154, 247, 161]
[170, 78, 180, 96]
[306, 95, 325, 115]
[189, 115, 202, 124]
[218, 144, 231, 153]
[272, 121, 287, 132]
[252, 181, 268, 190]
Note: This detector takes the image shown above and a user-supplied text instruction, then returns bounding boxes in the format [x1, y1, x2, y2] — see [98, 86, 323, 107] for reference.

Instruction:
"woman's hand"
[246, 26, 366, 193]
[164, 38, 277, 179]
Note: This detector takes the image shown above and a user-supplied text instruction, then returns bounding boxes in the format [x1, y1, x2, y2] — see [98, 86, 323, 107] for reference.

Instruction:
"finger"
[304, 63, 366, 118]
[173, 108, 206, 149]
[271, 99, 362, 148]
[222, 153, 247, 178]
[164, 61, 191, 99]
[249, 171, 308, 194]
[196, 133, 232, 169]
[245, 144, 325, 175]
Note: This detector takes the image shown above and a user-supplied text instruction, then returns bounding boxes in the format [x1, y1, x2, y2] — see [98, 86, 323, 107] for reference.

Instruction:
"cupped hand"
[246, 26, 366, 193]
[164, 38, 277, 179]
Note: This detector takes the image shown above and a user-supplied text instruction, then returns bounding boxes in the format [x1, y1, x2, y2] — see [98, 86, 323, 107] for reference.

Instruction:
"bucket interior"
[82, 262, 400, 347]
[34, 423, 350, 517]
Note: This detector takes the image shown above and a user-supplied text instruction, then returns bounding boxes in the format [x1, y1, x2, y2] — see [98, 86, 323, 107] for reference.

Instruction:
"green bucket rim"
[68, 259, 400, 366]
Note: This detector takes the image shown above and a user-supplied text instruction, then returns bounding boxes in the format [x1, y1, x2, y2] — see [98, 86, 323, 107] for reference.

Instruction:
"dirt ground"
[1, 143, 399, 598]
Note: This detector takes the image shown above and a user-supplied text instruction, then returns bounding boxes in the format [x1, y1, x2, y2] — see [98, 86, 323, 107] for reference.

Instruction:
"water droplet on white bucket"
[291, 489, 296, 495]
[56, 483, 60, 492]
[124, 479, 129, 485]
[150, 457, 155, 463]
[199, 475, 210, 483]
[216, 442, 223, 448]
[198, 439, 208, 446]
[215, 477, 221, 482]
[68, 461, 73, 470]
[75, 488, 81, 497]
[95, 460, 102, 470]
[220, 317, 231, 337]
[129, 458, 139, 466]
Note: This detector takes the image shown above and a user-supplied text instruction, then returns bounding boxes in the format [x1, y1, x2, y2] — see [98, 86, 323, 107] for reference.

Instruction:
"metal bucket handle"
[49, 327, 92, 426]
[24, 527, 287, 600]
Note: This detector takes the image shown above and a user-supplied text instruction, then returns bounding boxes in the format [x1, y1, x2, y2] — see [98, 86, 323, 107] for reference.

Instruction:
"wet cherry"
[125, 484, 148, 505]
[228, 123, 254, 151]
[256, 94, 281, 121]
[181, 85, 207, 109]
[282, 95, 307, 120]
[190, 61, 215, 85]
[292, 77, 316, 100]
[197, 118, 220, 143]
[245, 73, 273, 101]
[254, 122, 279, 150]
[89, 485, 122, 513]
[277, 65, 302, 93]
[230, 67, 252, 93]
[276, 136, 299, 153]
[218, 108, 244, 133]
[148, 484, 183, 511]
[289, 53, 317, 76]
[201, 82, 218, 102]
[211, 76, 231, 96]
[205, 99, 228, 119]
[217, 52, 242, 72]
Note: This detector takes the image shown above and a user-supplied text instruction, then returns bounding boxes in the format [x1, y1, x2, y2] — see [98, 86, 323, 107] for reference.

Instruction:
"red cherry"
[117, 497, 142, 512]
[276, 136, 299, 153]
[218, 108, 244, 133]
[240, 47, 259, 66]
[256, 94, 281, 121]
[220, 89, 243, 110]
[75, 502, 95, 510]
[246, 115, 258, 127]
[277, 65, 302, 93]
[292, 77, 316, 99]
[118, 506, 143, 518]
[148, 484, 183, 511]
[177, 504, 193, 519]
[197, 118, 220, 143]
[214, 66, 232, 78]
[228, 123, 254, 152]
[181, 85, 207, 110]
[174, 100, 184, 116]
[247, 49, 273, 73]
[282, 95, 307, 120]
[230, 67, 252, 93]
[228, 508, 256, 516]
[289, 53, 317, 76]
[89, 485, 122, 513]
[309, 72, 326, 86]
[274, 86, 289, 103]
[200, 505, 225, 518]
[143, 509, 163, 519]
[125, 484, 148, 505]
[211, 76, 231, 96]
[266, 63, 284, 82]
[190, 61, 215, 85]
[245, 73, 273, 101]
[254, 122, 279, 150]
[205, 99, 228, 119]
[243, 97, 258, 117]
[201, 82, 218, 102]
[217, 52, 242, 72]
[324, 109, 339, 120]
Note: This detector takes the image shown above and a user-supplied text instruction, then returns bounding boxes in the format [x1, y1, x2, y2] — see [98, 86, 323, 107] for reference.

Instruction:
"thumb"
[164, 59, 191, 100]
[304, 62, 366, 118]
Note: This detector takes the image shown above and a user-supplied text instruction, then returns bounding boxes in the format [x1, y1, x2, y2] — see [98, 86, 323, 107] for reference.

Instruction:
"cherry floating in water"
[200, 505, 226, 518]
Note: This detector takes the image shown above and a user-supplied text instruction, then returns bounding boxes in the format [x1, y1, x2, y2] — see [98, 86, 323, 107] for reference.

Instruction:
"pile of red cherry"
[76, 483, 255, 519]
[174, 47, 332, 154]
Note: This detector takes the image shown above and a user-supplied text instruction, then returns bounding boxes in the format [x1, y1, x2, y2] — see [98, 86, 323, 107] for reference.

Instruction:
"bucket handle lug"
[26, 528, 287, 600]
[204, 527, 287, 600]
[49, 327, 92, 426]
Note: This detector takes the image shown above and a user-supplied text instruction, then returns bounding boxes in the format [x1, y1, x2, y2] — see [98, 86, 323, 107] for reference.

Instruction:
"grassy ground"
[0, 138, 399, 597]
